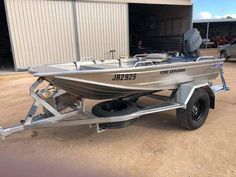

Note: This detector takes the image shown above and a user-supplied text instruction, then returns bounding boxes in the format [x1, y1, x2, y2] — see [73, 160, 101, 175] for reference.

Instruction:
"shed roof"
[82, 0, 192, 5]
[193, 18, 236, 24]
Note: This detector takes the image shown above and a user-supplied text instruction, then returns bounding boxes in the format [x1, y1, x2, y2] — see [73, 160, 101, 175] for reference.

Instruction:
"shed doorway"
[129, 4, 192, 56]
[0, 0, 14, 70]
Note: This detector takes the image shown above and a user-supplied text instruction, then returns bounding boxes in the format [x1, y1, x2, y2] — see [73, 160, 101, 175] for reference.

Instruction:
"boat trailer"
[0, 68, 229, 139]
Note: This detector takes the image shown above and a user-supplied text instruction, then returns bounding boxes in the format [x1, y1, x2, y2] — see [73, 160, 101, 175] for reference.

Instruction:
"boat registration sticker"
[112, 74, 137, 81]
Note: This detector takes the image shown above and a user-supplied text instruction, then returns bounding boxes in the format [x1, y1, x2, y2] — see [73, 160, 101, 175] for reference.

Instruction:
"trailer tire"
[92, 100, 138, 129]
[176, 89, 210, 130]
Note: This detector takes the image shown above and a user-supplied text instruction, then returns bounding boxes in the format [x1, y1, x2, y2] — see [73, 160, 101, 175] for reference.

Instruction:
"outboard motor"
[182, 28, 202, 57]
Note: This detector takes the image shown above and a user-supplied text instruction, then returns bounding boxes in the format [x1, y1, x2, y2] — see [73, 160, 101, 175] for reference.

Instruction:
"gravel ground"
[0, 50, 236, 177]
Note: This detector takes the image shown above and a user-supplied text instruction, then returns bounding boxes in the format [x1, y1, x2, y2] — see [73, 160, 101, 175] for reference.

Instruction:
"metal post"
[220, 67, 229, 91]
[72, 0, 80, 60]
[229, 23, 232, 36]
[110, 50, 116, 59]
[206, 22, 210, 49]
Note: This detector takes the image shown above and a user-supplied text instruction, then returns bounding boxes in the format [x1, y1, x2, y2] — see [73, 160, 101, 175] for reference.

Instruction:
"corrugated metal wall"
[4, 0, 191, 69]
[76, 1, 129, 60]
[4, 0, 77, 69]
[5, 0, 129, 69]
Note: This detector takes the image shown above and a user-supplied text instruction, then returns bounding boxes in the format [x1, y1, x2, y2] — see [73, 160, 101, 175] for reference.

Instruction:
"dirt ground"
[0, 50, 236, 177]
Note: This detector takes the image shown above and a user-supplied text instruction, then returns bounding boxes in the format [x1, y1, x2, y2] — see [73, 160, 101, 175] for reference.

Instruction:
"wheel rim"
[192, 99, 206, 121]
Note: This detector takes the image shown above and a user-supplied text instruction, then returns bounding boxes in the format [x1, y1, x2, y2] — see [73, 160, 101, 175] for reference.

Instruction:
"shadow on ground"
[9, 111, 184, 142]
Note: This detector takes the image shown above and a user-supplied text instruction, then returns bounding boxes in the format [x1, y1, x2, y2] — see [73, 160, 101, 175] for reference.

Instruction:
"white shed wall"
[4, 0, 77, 69]
[76, 1, 129, 59]
[4, 0, 192, 70]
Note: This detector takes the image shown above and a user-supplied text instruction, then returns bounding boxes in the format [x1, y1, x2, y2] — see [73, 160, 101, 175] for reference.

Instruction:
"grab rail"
[196, 56, 215, 62]
[133, 54, 149, 60]
[80, 57, 96, 61]
[80, 57, 99, 64]
[73, 62, 80, 70]
[133, 61, 154, 67]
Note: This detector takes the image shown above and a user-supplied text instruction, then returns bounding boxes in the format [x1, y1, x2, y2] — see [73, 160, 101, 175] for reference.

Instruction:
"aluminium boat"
[29, 55, 224, 100]
[29, 29, 224, 100]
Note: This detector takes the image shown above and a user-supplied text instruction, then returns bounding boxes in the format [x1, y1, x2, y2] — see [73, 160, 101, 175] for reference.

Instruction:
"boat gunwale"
[31, 58, 225, 77]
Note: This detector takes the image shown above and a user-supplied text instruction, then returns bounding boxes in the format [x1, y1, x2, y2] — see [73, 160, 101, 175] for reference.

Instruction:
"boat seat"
[145, 53, 169, 63]
[168, 56, 196, 62]
[80, 63, 120, 70]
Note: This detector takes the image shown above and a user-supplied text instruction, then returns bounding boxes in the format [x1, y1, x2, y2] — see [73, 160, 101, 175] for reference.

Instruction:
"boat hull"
[42, 59, 223, 99]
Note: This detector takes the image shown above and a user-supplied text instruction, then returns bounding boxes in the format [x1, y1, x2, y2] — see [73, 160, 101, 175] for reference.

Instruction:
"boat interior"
[29, 54, 216, 75]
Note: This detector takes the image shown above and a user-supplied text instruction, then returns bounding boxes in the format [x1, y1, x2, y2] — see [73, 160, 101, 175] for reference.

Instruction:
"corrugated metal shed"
[76, 1, 129, 59]
[4, 0, 192, 70]
[4, 0, 77, 69]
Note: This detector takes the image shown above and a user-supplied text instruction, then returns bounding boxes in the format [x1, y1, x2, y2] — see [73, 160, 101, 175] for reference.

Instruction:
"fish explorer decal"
[160, 68, 186, 75]
[112, 74, 137, 81]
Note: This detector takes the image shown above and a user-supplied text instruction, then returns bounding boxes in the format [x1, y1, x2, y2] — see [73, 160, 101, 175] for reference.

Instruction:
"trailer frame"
[0, 67, 229, 139]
